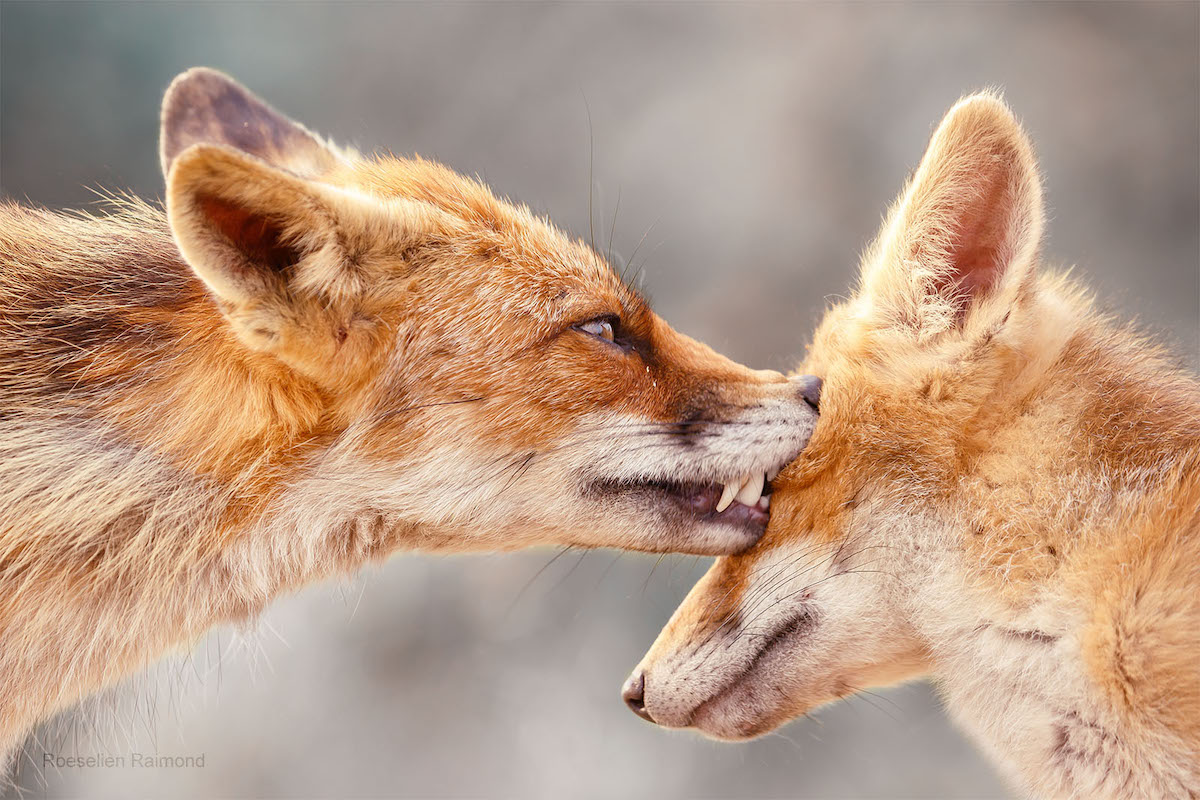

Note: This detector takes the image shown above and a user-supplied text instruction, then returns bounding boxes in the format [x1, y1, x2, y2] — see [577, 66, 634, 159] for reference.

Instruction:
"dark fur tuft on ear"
[160, 67, 343, 180]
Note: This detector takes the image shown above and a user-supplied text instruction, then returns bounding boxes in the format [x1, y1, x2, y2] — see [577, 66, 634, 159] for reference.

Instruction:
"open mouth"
[595, 472, 775, 532]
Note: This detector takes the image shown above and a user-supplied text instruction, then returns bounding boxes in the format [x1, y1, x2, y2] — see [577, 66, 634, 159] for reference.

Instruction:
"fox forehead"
[338, 154, 641, 329]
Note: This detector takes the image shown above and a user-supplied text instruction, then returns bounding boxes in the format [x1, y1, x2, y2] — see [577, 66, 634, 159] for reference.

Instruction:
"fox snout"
[563, 369, 822, 557]
[0, 65, 834, 762]
[146, 68, 830, 562]
[792, 375, 822, 411]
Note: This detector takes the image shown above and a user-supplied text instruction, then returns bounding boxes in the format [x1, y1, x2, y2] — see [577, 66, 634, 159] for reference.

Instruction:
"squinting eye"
[578, 319, 615, 343]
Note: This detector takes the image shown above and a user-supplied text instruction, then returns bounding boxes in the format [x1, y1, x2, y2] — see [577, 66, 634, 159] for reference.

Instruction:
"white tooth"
[716, 482, 737, 513]
[759, 495, 771, 510]
[735, 471, 764, 507]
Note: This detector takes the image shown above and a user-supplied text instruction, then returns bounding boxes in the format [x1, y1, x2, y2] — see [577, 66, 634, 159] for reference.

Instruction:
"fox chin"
[0, 68, 819, 767]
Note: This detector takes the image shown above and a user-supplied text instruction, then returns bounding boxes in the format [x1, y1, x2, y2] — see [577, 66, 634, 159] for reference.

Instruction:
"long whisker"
[584, 91, 596, 254]
[692, 537, 842, 648]
[845, 685, 905, 725]
[607, 185, 621, 261]
[734, 543, 900, 627]
[685, 547, 895, 673]
[372, 396, 485, 422]
[642, 553, 669, 597]
[502, 546, 573, 620]
[622, 217, 660, 288]
[733, 560, 901, 642]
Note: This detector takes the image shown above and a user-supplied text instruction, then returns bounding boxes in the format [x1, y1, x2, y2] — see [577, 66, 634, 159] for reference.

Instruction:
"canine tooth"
[735, 471, 764, 507]
[759, 495, 771, 510]
[716, 482, 737, 513]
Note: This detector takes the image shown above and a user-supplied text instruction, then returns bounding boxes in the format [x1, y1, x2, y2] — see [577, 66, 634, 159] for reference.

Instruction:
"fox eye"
[577, 318, 616, 343]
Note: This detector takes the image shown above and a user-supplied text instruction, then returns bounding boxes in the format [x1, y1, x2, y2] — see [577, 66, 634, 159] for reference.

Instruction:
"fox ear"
[166, 143, 447, 376]
[166, 143, 350, 309]
[160, 67, 343, 180]
[860, 93, 1043, 339]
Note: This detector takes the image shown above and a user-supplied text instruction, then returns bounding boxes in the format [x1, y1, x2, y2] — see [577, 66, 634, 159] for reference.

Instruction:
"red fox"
[0, 68, 819, 768]
[625, 93, 1200, 797]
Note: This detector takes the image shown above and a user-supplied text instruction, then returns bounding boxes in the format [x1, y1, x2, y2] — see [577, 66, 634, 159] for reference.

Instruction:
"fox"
[0, 68, 820, 770]
[624, 92, 1200, 798]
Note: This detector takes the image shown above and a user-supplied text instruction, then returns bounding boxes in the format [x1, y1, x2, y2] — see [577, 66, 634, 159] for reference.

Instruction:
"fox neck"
[0, 388, 428, 761]
[880, 278, 1200, 796]
[0, 206, 409, 752]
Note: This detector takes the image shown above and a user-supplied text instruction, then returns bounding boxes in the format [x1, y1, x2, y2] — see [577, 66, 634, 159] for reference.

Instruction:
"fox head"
[624, 93, 1060, 735]
[154, 68, 819, 557]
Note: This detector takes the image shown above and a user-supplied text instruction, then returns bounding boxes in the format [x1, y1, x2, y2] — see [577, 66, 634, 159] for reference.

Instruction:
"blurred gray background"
[2, 2, 1197, 798]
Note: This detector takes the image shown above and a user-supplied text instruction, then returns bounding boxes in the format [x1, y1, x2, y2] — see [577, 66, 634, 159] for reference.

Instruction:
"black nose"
[622, 671, 654, 722]
[793, 374, 822, 411]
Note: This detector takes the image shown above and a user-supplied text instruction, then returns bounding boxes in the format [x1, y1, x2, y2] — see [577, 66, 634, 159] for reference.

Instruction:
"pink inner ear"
[197, 194, 300, 276]
[936, 156, 1017, 313]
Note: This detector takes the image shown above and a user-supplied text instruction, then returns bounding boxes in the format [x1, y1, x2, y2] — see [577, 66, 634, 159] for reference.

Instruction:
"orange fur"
[629, 93, 1199, 797]
[0, 68, 819, 769]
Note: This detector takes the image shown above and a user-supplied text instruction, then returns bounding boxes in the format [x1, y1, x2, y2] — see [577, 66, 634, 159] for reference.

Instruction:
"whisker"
[607, 185, 621, 262]
[624, 217, 660, 278]
[642, 553, 668, 597]
[373, 396, 485, 422]
[502, 546, 572, 621]
[584, 91, 595, 254]
[547, 549, 591, 596]
[845, 686, 905, 725]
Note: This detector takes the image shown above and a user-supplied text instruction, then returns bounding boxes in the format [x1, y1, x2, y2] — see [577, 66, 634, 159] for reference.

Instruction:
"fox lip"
[698, 608, 816, 713]
[592, 475, 775, 533]
[643, 607, 816, 737]
[652, 477, 773, 528]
